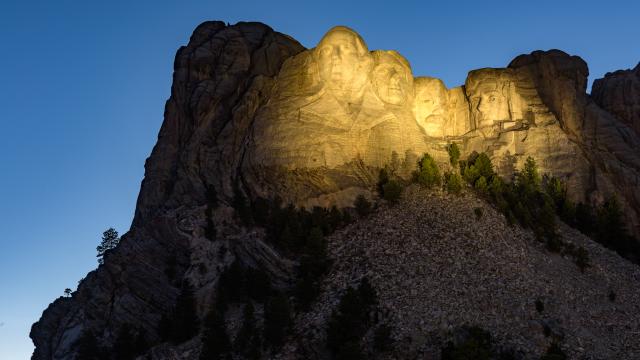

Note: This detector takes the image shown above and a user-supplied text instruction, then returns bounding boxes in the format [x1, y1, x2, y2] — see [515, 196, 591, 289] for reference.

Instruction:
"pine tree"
[354, 195, 372, 217]
[326, 278, 379, 357]
[96, 228, 119, 265]
[446, 143, 461, 166]
[415, 153, 441, 188]
[518, 156, 541, 193]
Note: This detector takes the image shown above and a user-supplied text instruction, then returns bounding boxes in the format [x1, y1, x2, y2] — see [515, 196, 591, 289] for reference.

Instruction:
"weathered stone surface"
[414, 77, 448, 138]
[246, 26, 429, 206]
[510, 50, 640, 237]
[509, 50, 589, 136]
[31, 22, 640, 360]
[461, 65, 592, 202]
[592, 62, 640, 136]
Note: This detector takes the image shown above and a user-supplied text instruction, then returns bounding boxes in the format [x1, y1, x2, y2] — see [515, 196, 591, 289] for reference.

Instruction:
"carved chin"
[330, 74, 349, 84]
[383, 95, 404, 105]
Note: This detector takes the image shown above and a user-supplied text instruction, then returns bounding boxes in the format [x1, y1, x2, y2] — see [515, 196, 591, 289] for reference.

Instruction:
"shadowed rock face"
[30, 22, 640, 360]
[592, 63, 640, 136]
[131, 21, 305, 228]
[31, 21, 305, 360]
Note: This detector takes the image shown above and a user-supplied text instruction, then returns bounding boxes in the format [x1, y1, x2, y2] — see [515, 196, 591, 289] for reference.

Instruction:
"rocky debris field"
[284, 185, 640, 359]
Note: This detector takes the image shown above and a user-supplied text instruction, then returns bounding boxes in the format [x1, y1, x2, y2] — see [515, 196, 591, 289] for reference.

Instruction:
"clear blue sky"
[1, 0, 638, 358]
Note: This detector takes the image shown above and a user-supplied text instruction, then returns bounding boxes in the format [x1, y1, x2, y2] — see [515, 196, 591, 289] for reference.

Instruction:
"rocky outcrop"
[592, 63, 640, 136]
[460, 64, 591, 202]
[133, 21, 304, 226]
[31, 21, 304, 360]
[510, 51, 640, 237]
[31, 21, 640, 359]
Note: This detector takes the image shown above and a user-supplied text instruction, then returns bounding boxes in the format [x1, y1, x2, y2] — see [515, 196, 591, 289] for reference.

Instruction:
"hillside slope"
[286, 186, 640, 359]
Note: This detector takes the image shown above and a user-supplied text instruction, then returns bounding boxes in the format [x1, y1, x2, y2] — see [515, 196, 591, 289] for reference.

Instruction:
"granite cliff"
[31, 21, 640, 359]
[592, 62, 640, 137]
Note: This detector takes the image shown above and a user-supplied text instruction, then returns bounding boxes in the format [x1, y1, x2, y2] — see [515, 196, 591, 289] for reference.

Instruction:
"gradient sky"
[1, 0, 639, 358]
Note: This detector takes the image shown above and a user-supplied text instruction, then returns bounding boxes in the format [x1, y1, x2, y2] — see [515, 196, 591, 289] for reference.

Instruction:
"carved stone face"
[372, 51, 413, 106]
[466, 72, 512, 129]
[413, 77, 447, 137]
[314, 27, 372, 100]
[476, 87, 509, 127]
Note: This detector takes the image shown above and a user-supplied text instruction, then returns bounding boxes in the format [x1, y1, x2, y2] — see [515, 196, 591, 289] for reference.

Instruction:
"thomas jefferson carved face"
[372, 51, 413, 106]
[314, 26, 372, 100]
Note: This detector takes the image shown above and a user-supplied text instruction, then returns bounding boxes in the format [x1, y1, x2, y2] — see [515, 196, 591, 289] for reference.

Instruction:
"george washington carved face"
[314, 26, 372, 100]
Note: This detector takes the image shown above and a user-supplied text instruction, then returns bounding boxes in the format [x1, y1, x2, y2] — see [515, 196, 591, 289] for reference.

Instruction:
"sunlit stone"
[414, 77, 447, 138]
[248, 25, 624, 214]
[314, 26, 373, 103]
[372, 50, 413, 106]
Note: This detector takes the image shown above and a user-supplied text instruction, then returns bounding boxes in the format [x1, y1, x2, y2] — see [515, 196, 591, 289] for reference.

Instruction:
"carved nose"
[390, 75, 400, 88]
[332, 47, 342, 61]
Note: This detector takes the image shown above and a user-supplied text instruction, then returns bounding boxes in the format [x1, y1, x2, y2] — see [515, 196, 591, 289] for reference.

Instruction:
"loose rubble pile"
[284, 185, 640, 359]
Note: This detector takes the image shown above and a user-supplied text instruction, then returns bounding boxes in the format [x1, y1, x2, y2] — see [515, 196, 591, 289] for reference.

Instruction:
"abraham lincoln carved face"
[466, 70, 512, 129]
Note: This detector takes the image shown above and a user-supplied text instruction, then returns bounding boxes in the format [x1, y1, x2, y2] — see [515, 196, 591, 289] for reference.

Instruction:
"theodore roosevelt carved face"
[413, 77, 448, 137]
[314, 26, 373, 101]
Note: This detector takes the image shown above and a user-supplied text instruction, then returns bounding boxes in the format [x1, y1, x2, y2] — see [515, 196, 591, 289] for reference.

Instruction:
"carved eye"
[319, 47, 332, 57]
[339, 44, 355, 55]
[489, 96, 496, 102]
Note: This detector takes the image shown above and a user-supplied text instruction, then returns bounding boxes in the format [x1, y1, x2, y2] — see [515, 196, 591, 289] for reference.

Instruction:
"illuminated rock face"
[251, 26, 427, 175]
[413, 77, 448, 138]
[461, 66, 591, 203]
[242, 28, 640, 231]
[247, 26, 431, 206]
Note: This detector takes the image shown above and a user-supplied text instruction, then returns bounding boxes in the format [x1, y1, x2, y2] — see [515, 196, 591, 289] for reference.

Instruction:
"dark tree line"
[455, 150, 640, 267]
[326, 277, 390, 359]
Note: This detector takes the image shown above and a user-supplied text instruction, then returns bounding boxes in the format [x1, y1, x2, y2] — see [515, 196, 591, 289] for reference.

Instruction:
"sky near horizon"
[1, 0, 639, 358]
